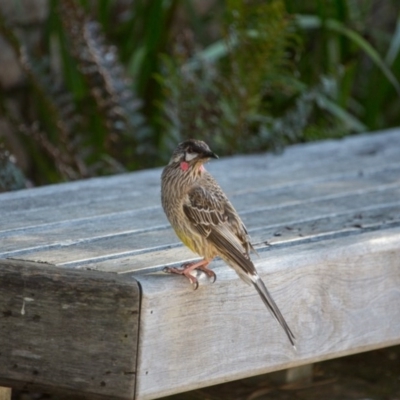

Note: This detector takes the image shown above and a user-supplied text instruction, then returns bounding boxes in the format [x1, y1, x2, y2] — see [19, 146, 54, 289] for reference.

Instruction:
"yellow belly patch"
[175, 229, 197, 253]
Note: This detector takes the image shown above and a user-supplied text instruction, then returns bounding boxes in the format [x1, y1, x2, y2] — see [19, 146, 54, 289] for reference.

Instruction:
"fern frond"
[59, 0, 147, 163]
[0, 10, 90, 181]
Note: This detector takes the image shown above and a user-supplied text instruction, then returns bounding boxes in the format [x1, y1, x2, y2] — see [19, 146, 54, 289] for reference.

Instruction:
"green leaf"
[296, 14, 400, 95]
[186, 40, 230, 69]
[386, 15, 400, 66]
[316, 93, 366, 132]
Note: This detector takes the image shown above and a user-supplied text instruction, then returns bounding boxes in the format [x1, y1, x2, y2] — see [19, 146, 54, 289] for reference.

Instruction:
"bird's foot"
[181, 260, 216, 283]
[163, 259, 215, 289]
[163, 266, 199, 289]
[192, 264, 216, 283]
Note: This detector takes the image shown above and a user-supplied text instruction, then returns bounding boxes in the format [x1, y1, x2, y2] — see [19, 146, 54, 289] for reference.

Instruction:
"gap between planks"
[1, 162, 400, 235]
[1, 181, 399, 260]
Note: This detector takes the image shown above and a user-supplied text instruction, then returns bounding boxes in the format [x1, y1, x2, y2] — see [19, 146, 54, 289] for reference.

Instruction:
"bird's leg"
[163, 259, 215, 289]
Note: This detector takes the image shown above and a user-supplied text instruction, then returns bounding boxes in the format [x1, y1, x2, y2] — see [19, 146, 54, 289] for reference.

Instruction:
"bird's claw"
[191, 279, 199, 290]
[163, 260, 216, 288]
[163, 266, 199, 290]
[195, 265, 217, 283]
[180, 261, 217, 282]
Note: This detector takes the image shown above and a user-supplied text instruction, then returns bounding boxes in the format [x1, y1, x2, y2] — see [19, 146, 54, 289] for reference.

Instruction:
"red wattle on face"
[180, 161, 190, 171]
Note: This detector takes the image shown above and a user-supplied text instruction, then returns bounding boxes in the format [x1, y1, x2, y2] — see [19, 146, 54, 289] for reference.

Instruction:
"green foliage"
[0, 0, 151, 185]
[287, 0, 400, 132]
[159, 0, 366, 157]
[159, 0, 298, 156]
[0, 0, 399, 189]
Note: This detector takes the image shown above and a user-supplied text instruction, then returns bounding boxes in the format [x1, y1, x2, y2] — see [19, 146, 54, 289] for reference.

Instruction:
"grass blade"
[386, 14, 400, 66]
[296, 14, 400, 95]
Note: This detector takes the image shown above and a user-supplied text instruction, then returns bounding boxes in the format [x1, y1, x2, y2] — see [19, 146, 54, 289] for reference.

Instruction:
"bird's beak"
[202, 151, 218, 159]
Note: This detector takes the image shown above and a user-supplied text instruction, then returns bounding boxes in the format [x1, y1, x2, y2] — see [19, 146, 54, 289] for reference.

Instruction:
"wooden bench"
[1, 129, 400, 400]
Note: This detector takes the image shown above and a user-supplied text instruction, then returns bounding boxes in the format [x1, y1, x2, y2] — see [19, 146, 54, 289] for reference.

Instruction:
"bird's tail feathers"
[252, 275, 296, 348]
[211, 228, 296, 348]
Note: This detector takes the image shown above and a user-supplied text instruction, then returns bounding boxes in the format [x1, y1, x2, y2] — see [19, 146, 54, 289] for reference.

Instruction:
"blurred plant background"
[0, 0, 399, 191]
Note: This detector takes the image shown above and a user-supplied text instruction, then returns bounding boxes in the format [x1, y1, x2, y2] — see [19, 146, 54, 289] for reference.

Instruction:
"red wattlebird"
[161, 139, 295, 347]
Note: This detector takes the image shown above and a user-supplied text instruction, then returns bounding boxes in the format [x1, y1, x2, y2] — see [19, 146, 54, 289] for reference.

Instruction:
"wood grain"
[3, 184, 399, 267]
[133, 227, 400, 400]
[0, 259, 140, 400]
[74, 201, 400, 273]
[1, 166, 399, 254]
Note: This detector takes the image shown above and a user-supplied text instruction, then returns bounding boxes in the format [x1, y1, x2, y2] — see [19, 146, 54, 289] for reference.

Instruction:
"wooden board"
[0, 130, 400, 269]
[133, 227, 400, 400]
[0, 259, 140, 400]
[2, 172, 397, 251]
[2, 182, 399, 269]
[1, 128, 400, 399]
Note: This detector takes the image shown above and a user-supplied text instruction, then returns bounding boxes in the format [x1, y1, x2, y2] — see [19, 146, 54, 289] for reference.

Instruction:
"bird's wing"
[183, 186, 226, 233]
[183, 185, 256, 276]
[184, 185, 296, 347]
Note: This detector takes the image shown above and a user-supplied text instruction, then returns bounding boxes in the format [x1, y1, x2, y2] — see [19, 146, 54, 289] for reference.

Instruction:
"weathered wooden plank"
[0, 259, 140, 400]
[1, 159, 400, 236]
[0, 160, 400, 239]
[3, 184, 399, 267]
[1, 164, 399, 237]
[0, 195, 160, 234]
[1, 129, 400, 232]
[90, 204, 400, 273]
[132, 227, 400, 400]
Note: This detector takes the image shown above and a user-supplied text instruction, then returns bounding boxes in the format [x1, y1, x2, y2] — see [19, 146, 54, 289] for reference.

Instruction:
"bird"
[161, 139, 295, 347]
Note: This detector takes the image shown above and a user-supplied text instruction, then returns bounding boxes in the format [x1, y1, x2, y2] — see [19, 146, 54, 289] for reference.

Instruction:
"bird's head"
[170, 139, 218, 172]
